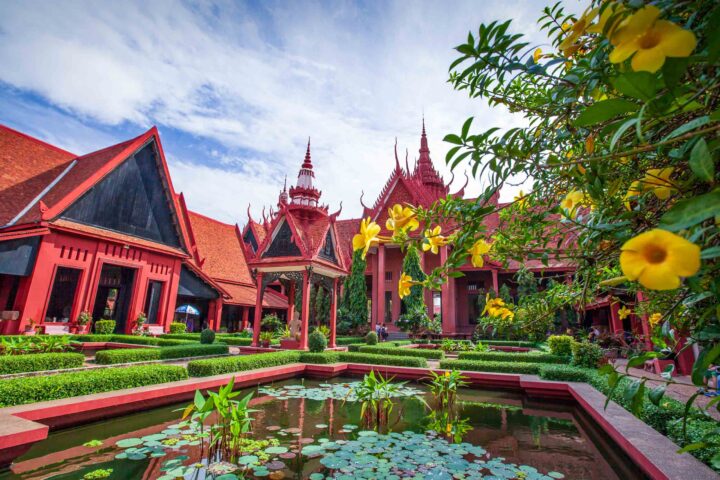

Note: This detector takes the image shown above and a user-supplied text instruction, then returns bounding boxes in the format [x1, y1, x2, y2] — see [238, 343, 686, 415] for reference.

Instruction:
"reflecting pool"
[0, 377, 644, 479]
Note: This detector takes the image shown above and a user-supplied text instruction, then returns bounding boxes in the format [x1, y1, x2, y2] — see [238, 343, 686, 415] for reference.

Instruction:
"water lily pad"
[309, 473, 324, 480]
[141, 433, 167, 442]
[264, 446, 288, 455]
[548, 473, 565, 479]
[315, 423, 328, 428]
[266, 460, 286, 470]
[116, 438, 143, 448]
[238, 454, 259, 465]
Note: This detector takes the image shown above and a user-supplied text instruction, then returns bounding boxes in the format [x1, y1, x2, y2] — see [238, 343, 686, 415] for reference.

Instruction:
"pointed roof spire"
[420, 117, 429, 154]
[283, 175, 287, 192]
[302, 137, 312, 169]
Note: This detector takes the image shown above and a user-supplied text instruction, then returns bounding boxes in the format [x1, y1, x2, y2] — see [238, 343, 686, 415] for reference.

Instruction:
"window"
[143, 281, 163, 324]
[385, 271, 393, 281]
[45, 267, 82, 323]
[384, 291, 393, 323]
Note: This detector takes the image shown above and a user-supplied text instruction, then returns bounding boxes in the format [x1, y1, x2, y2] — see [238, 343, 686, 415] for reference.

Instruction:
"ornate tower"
[289, 139, 322, 208]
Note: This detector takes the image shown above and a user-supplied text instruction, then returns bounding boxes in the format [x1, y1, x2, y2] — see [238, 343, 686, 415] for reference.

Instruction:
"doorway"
[92, 264, 136, 333]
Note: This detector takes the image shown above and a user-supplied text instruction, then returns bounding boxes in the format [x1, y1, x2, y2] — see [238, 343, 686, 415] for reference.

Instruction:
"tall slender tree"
[338, 250, 369, 332]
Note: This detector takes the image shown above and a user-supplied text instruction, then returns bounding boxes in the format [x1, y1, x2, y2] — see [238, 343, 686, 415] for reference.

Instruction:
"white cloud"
[0, 0, 578, 222]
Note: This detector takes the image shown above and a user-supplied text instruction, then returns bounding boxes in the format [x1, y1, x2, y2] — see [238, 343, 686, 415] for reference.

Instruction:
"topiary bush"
[365, 331, 378, 345]
[94, 320, 116, 335]
[200, 328, 215, 344]
[187, 351, 301, 376]
[0, 352, 85, 374]
[439, 359, 542, 375]
[357, 345, 444, 359]
[0, 365, 188, 407]
[95, 344, 229, 365]
[169, 322, 187, 334]
[547, 335, 574, 356]
[457, 351, 565, 364]
[308, 330, 327, 353]
[571, 341, 604, 369]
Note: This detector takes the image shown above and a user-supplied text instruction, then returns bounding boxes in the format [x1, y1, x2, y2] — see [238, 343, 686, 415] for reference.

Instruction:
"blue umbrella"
[175, 304, 200, 324]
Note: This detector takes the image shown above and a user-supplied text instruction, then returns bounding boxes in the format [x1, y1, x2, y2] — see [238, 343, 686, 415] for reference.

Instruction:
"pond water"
[0, 377, 643, 480]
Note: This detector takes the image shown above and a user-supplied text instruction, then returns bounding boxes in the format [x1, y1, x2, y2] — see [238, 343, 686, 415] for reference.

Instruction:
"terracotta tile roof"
[186, 210, 253, 284]
[51, 218, 188, 256]
[335, 218, 360, 265]
[0, 124, 76, 225]
[216, 281, 288, 309]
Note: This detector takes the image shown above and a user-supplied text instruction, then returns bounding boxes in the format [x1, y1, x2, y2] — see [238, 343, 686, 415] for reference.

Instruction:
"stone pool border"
[0, 362, 715, 479]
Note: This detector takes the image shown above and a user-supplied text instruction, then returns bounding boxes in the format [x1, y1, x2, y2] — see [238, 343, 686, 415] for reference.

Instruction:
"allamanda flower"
[641, 168, 676, 200]
[618, 305, 632, 320]
[352, 217, 381, 259]
[422, 226, 447, 254]
[560, 190, 589, 217]
[620, 229, 701, 290]
[398, 272, 415, 299]
[648, 313, 662, 329]
[609, 5, 697, 73]
[587, 2, 625, 36]
[559, 7, 599, 57]
[386, 204, 419, 233]
[468, 239, 492, 268]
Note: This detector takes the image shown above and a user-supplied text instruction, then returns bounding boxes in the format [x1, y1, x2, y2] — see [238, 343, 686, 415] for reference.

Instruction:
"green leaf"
[610, 118, 638, 152]
[662, 57, 689, 89]
[461, 117, 474, 140]
[689, 138, 715, 182]
[661, 116, 709, 142]
[626, 351, 659, 372]
[611, 72, 658, 101]
[648, 385, 666, 406]
[574, 99, 639, 127]
[701, 246, 720, 259]
[677, 442, 707, 454]
[692, 343, 720, 386]
[444, 134, 463, 145]
[659, 190, 720, 231]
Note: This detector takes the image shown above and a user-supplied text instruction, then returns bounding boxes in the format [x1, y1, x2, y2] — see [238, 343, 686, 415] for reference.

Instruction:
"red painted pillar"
[299, 270, 311, 350]
[252, 272, 264, 347]
[491, 269, 499, 293]
[16, 237, 55, 332]
[370, 252, 378, 332]
[329, 277, 338, 348]
[609, 302, 623, 333]
[241, 306, 249, 331]
[287, 281, 296, 326]
[209, 300, 222, 331]
[376, 244, 385, 327]
[163, 259, 182, 332]
[440, 246, 455, 335]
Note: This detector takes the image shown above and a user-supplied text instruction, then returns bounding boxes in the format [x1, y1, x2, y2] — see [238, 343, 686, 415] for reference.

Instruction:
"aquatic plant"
[427, 369, 469, 412]
[82, 468, 113, 480]
[259, 381, 422, 402]
[350, 371, 405, 432]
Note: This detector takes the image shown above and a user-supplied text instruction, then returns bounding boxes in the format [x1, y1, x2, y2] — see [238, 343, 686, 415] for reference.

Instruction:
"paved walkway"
[614, 359, 720, 421]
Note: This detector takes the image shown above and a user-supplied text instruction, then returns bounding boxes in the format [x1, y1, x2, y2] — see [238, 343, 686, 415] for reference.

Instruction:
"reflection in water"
[0, 377, 642, 480]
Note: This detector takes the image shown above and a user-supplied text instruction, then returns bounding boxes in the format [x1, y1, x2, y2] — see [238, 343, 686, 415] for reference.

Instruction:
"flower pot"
[69, 325, 78, 334]
[261, 341, 271, 348]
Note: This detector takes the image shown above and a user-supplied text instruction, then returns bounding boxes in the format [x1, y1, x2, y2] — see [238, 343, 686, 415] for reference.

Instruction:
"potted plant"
[133, 312, 148, 336]
[24, 318, 37, 336]
[279, 325, 299, 349]
[259, 331, 275, 348]
[75, 311, 92, 334]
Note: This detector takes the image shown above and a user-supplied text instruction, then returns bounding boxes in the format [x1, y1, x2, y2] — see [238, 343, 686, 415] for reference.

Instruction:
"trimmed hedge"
[95, 344, 229, 365]
[299, 352, 340, 364]
[335, 336, 365, 346]
[439, 359, 541, 374]
[187, 351, 301, 377]
[0, 352, 85, 374]
[0, 365, 188, 407]
[162, 334, 256, 346]
[338, 352, 427, 367]
[473, 340, 538, 347]
[73, 334, 194, 347]
[358, 345, 444, 360]
[457, 351, 565, 364]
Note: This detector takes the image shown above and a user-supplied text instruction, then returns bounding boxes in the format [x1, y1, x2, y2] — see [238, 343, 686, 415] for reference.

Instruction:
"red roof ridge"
[187, 209, 238, 229]
[0, 124, 76, 158]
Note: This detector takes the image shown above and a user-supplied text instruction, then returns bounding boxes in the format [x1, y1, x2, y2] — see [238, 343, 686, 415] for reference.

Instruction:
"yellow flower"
[641, 168, 676, 200]
[444, 371, 450, 377]
[620, 229, 701, 290]
[559, 7, 599, 57]
[398, 272, 415, 299]
[514, 190, 528, 209]
[587, 2, 625, 36]
[468, 239, 492, 268]
[422, 225, 447, 254]
[385, 204, 419, 233]
[352, 217, 381, 259]
[624, 180, 643, 210]
[618, 305, 632, 320]
[585, 135, 595, 155]
[533, 48, 543, 63]
[483, 296, 506, 317]
[560, 190, 588, 217]
[609, 5, 697, 73]
[446, 422, 452, 434]
[648, 313, 662, 328]
[496, 307, 515, 320]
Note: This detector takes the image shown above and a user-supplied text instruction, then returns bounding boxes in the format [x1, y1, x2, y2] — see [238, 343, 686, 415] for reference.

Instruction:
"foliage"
[0, 352, 84, 374]
[358, 345, 444, 359]
[571, 341, 604, 368]
[187, 351, 302, 376]
[311, 284, 331, 327]
[0, 335, 77, 355]
[351, 371, 406, 432]
[260, 313, 283, 333]
[337, 352, 427, 368]
[169, 322, 187, 334]
[83, 469, 113, 480]
[72, 334, 194, 347]
[0, 365, 187, 407]
[338, 251, 368, 332]
[515, 282, 582, 341]
[94, 320, 116, 335]
[396, 304, 432, 336]
[76, 311, 92, 326]
[399, 245, 427, 326]
[439, 359, 542, 375]
[298, 351, 340, 364]
[199, 328, 215, 344]
[308, 330, 327, 352]
[94, 344, 228, 364]
[427, 369, 469, 411]
[259, 331, 275, 344]
[365, 331, 378, 345]
[547, 335, 575, 356]
[457, 351, 566, 364]
[335, 336, 366, 345]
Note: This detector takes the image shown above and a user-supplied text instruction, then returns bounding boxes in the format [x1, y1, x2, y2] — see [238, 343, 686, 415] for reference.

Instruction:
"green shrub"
[457, 351, 565, 364]
[187, 351, 301, 376]
[94, 320, 116, 335]
[308, 330, 327, 353]
[299, 352, 340, 364]
[169, 322, 187, 334]
[0, 352, 85, 374]
[215, 337, 253, 346]
[335, 336, 365, 345]
[95, 344, 229, 365]
[365, 331, 378, 345]
[667, 417, 720, 468]
[0, 365, 187, 407]
[571, 341, 604, 368]
[472, 340, 537, 347]
[346, 343, 363, 352]
[200, 329, 216, 344]
[538, 364, 597, 383]
[338, 352, 427, 367]
[439, 359, 541, 374]
[358, 345, 444, 360]
[547, 335, 574, 356]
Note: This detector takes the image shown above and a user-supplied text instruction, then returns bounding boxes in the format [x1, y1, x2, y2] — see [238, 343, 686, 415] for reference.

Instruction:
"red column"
[376, 244, 385, 327]
[609, 302, 622, 333]
[491, 269, 499, 293]
[162, 259, 182, 332]
[370, 253, 378, 332]
[252, 272, 264, 347]
[209, 300, 222, 331]
[299, 270, 311, 350]
[440, 246, 455, 335]
[329, 277, 338, 348]
[287, 281, 296, 326]
[16, 237, 55, 332]
[241, 306, 249, 331]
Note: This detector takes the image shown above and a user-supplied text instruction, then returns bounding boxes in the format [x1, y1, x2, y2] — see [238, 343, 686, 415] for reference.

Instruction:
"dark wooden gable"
[263, 220, 301, 258]
[318, 228, 337, 264]
[243, 228, 258, 253]
[61, 141, 182, 248]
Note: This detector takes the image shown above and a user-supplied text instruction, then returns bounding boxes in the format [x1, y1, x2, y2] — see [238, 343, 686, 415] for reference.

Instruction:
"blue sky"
[0, 0, 578, 223]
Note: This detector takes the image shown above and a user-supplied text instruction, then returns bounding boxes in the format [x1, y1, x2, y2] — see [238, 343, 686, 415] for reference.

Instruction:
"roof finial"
[246, 203, 253, 222]
[420, 117, 429, 154]
[394, 137, 401, 172]
[302, 137, 312, 169]
[283, 175, 287, 192]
